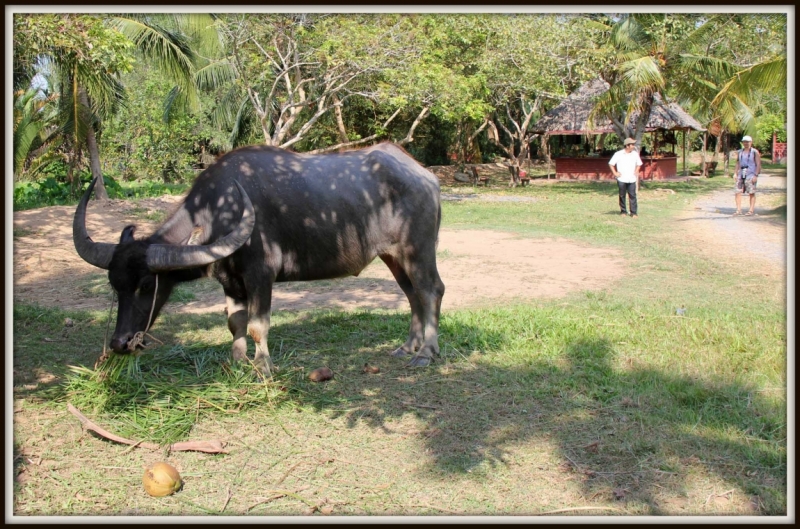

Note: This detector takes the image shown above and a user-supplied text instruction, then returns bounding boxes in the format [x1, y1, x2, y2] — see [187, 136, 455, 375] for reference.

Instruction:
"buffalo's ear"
[120, 225, 137, 243]
[186, 226, 204, 245]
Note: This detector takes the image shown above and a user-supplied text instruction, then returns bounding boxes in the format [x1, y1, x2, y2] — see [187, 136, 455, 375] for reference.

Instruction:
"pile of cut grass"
[63, 345, 288, 446]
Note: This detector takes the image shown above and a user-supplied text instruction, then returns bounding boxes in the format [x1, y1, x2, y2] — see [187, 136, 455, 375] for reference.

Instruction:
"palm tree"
[587, 14, 786, 149]
[108, 14, 223, 119]
[14, 13, 215, 200]
[586, 14, 688, 144]
[13, 87, 61, 179]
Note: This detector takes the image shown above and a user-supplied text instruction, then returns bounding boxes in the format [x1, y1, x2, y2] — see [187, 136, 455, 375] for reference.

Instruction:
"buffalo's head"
[73, 178, 255, 353]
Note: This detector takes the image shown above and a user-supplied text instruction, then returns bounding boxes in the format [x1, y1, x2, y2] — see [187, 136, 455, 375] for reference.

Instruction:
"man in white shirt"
[608, 137, 643, 218]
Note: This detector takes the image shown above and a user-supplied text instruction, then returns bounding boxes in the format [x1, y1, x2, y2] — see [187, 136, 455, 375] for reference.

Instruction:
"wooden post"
[682, 130, 687, 176]
[701, 132, 708, 176]
[723, 130, 731, 176]
[773, 130, 777, 162]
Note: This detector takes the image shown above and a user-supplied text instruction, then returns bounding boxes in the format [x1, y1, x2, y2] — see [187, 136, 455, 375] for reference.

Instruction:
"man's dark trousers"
[618, 180, 637, 215]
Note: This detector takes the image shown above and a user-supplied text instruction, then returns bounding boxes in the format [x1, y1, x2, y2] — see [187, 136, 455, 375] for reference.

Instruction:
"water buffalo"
[73, 143, 445, 375]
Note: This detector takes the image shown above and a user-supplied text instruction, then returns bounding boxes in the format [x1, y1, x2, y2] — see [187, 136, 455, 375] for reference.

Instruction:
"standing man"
[609, 137, 643, 218]
[733, 135, 761, 216]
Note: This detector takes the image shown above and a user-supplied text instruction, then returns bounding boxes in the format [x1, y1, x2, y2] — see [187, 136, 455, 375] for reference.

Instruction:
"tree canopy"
[12, 10, 788, 192]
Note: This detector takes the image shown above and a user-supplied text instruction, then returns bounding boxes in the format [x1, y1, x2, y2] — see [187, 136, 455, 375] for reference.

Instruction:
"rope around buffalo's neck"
[127, 274, 163, 351]
[96, 274, 163, 367]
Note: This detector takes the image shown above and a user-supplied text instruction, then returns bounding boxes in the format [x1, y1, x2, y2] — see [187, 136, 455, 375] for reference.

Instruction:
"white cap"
[741, 135, 753, 142]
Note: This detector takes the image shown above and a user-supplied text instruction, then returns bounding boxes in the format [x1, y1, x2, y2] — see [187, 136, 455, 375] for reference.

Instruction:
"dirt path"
[12, 198, 627, 315]
[671, 172, 787, 272]
[12, 174, 786, 316]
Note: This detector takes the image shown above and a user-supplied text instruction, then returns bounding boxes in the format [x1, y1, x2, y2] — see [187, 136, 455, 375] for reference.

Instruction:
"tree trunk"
[332, 94, 348, 144]
[78, 88, 109, 200]
[722, 130, 731, 176]
[597, 133, 607, 153]
[682, 131, 687, 177]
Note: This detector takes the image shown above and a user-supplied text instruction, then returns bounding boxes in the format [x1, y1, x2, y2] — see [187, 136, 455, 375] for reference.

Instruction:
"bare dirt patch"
[13, 196, 626, 315]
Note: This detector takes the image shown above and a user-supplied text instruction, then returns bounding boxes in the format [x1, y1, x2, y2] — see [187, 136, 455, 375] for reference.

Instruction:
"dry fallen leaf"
[362, 364, 380, 374]
[613, 488, 627, 500]
[320, 505, 334, 515]
[584, 441, 600, 453]
[309, 367, 334, 382]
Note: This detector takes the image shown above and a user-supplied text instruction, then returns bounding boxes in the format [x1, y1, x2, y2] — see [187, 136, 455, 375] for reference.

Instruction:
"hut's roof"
[531, 79, 706, 135]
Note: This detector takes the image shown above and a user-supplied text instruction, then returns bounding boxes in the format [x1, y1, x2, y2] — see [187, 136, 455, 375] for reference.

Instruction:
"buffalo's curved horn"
[73, 177, 117, 270]
[145, 180, 256, 271]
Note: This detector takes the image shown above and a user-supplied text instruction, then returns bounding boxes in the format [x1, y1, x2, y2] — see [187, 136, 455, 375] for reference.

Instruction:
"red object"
[773, 131, 787, 162]
[519, 170, 527, 178]
[554, 156, 678, 180]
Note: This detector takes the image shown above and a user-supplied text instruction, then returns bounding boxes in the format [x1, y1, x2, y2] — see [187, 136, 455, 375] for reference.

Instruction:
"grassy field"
[11, 171, 788, 518]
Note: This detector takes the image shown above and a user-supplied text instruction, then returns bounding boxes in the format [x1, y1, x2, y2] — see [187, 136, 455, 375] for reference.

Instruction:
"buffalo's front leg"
[219, 272, 249, 364]
[225, 295, 248, 362]
[245, 279, 276, 378]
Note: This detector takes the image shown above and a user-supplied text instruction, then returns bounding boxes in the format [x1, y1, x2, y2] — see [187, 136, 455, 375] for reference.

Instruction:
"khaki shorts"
[735, 177, 756, 195]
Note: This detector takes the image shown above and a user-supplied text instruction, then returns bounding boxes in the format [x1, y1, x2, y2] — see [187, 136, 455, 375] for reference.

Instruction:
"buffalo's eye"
[137, 276, 156, 295]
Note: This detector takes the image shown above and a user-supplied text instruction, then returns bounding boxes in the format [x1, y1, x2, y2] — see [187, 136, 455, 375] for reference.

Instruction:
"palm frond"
[619, 56, 665, 94]
[210, 86, 245, 130]
[712, 55, 787, 109]
[14, 118, 43, 175]
[587, 83, 626, 129]
[170, 13, 224, 58]
[109, 16, 200, 111]
[714, 94, 757, 136]
[679, 54, 740, 81]
[77, 64, 127, 119]
[612, 15, 648, 52]
[162, 86, 188, 123]
[230, 97, 255, 147]
[682, 14, 730, 46]
[194, 59, 237, 92]
[25, 137, 65, 178]
[581, 17, 612, 31]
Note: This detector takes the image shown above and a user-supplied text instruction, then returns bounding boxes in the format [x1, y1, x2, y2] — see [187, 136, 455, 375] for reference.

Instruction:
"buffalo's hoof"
[390, 347, 412, 358]
[253, 360, 276, 380]
[406, 355, 432, 367]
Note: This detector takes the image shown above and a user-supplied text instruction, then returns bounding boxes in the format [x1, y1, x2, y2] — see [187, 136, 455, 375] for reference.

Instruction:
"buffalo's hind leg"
[406, 263, 444, 367]
[381, 253, 445, 367]
[380, 254, 423, 359]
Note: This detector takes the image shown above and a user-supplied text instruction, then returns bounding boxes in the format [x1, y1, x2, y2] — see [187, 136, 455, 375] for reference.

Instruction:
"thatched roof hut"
[531, 79, 705, 135]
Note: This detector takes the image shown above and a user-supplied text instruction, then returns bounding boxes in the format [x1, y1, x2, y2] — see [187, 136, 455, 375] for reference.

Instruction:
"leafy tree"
[14, 13, 134, 199]
[204, 14, 496, 153]
[14, 13, 213, 199]
[480, 14, 594, 183]
[585, 14, 708, 144]
[100, 66, 228, 182]
[584, 13, 786, 157]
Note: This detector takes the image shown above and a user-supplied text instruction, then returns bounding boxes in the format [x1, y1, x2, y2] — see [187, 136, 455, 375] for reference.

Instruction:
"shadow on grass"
[12, 305, 786, 514]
